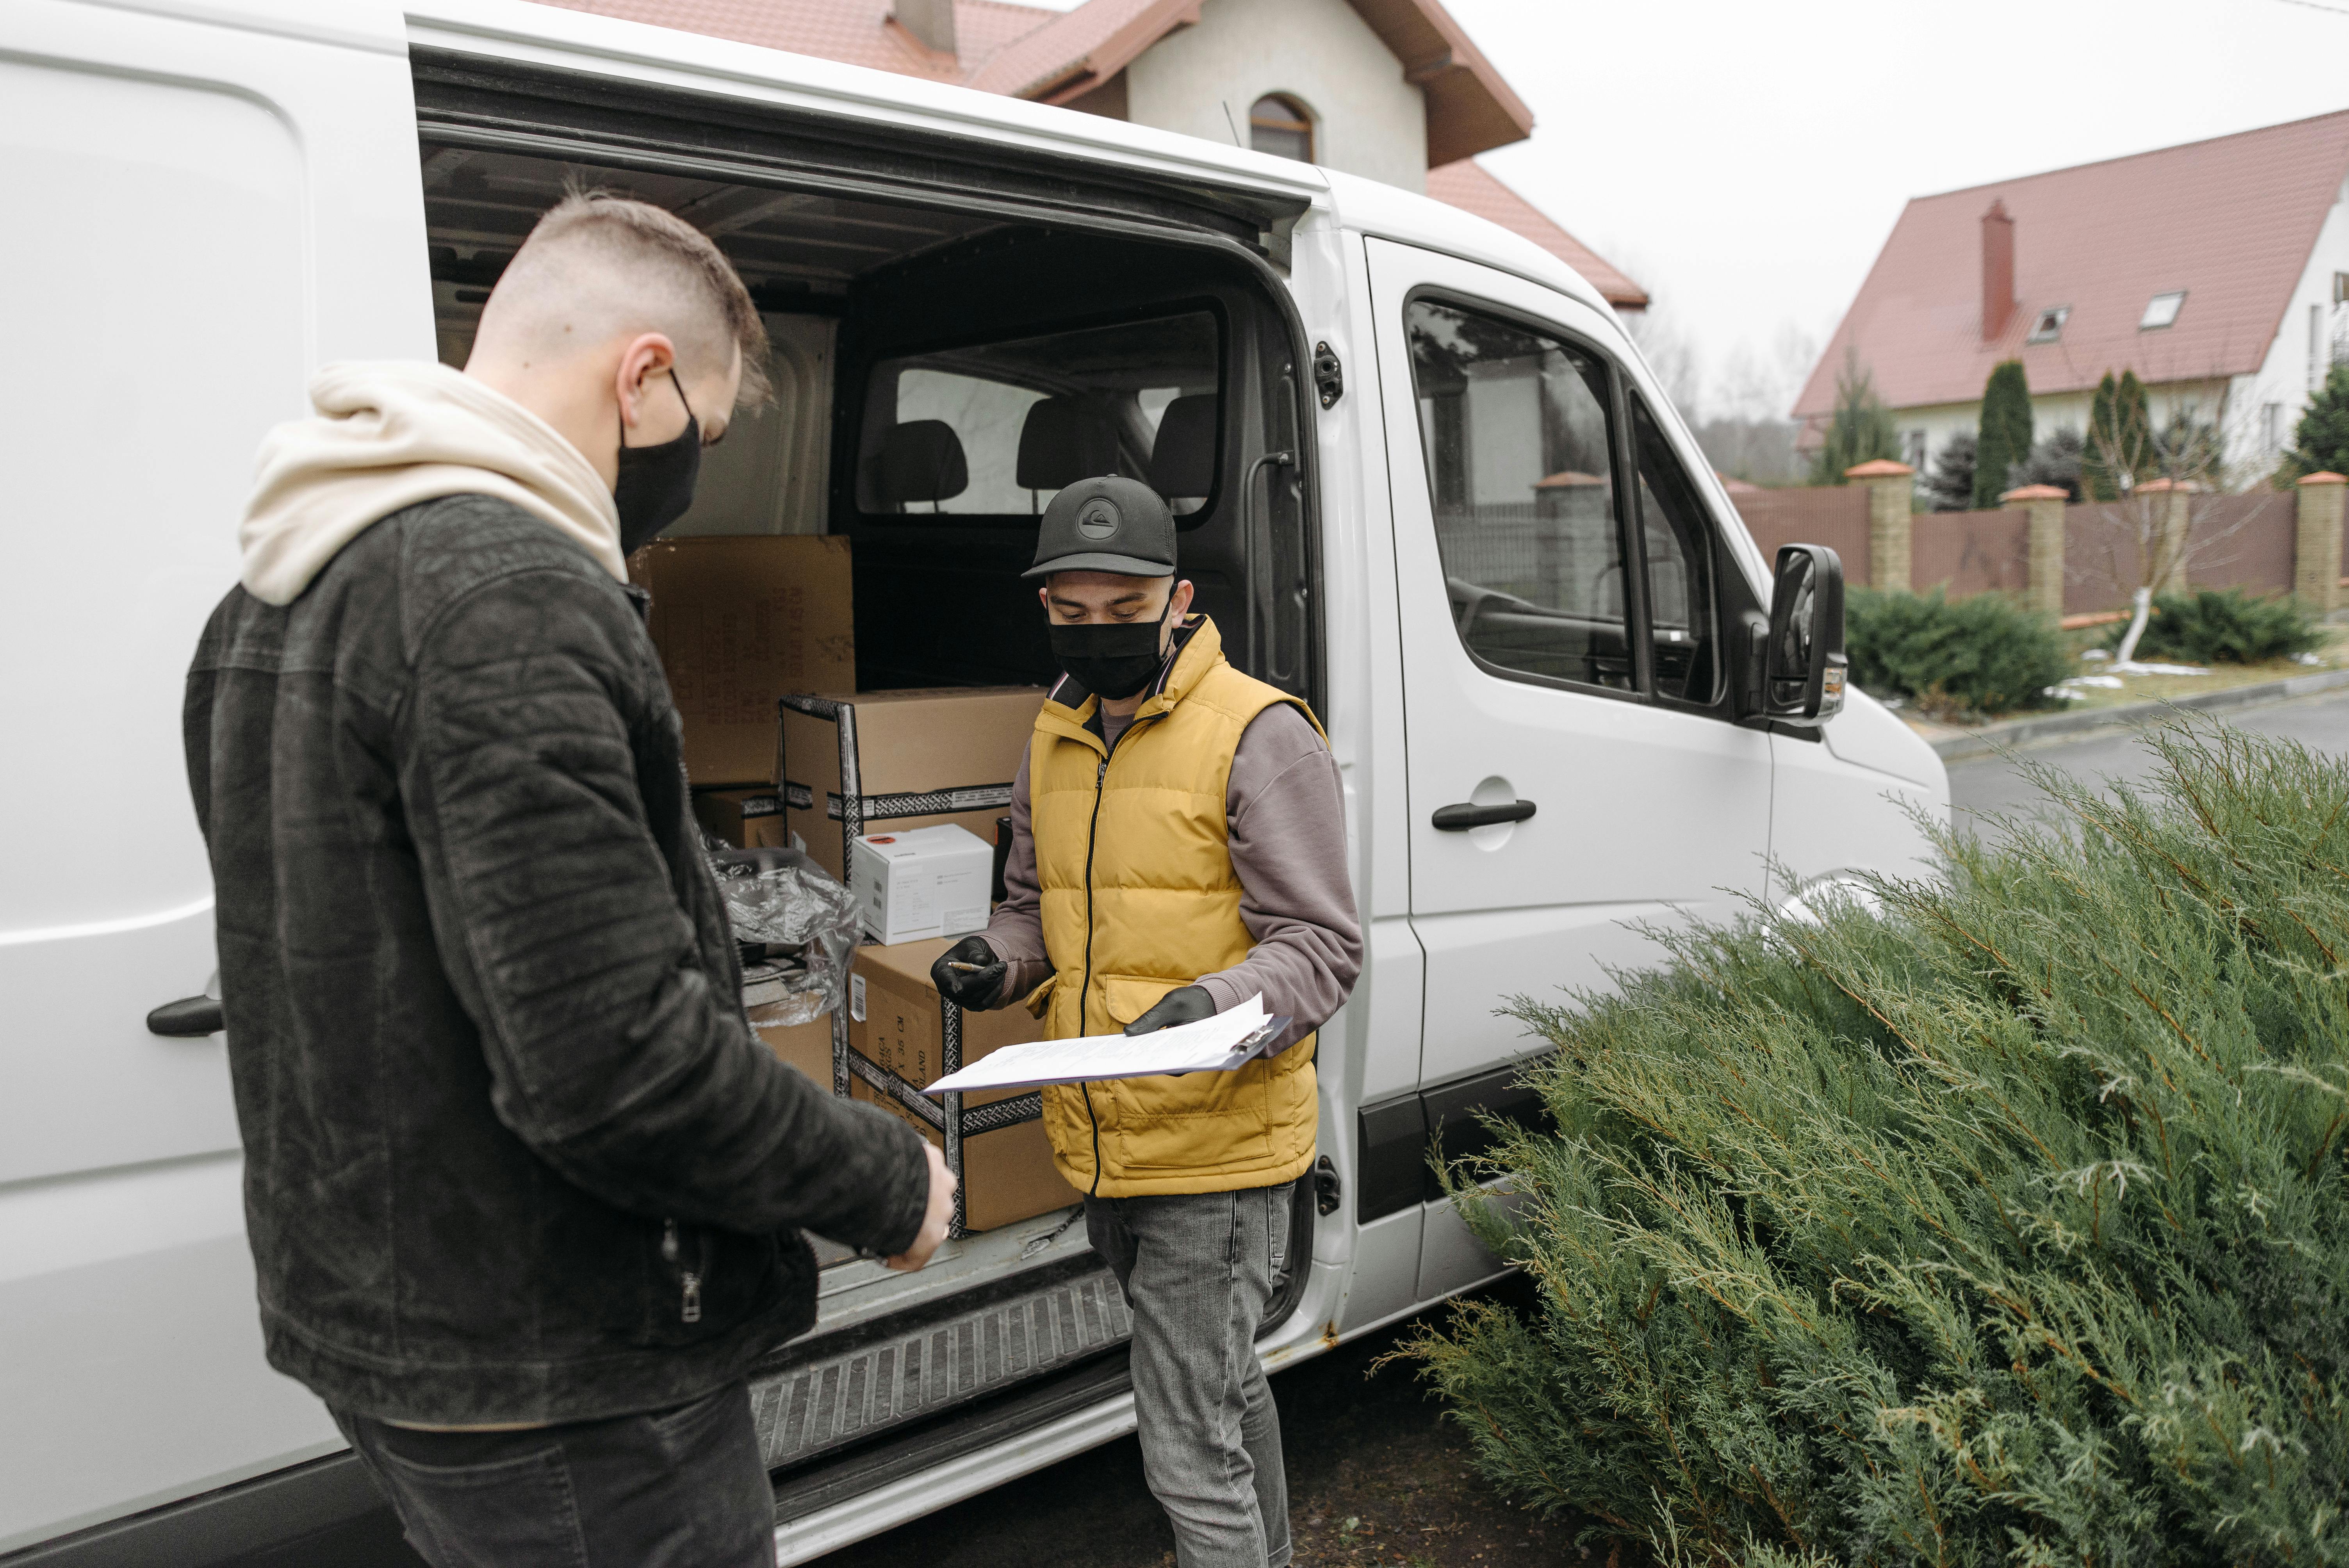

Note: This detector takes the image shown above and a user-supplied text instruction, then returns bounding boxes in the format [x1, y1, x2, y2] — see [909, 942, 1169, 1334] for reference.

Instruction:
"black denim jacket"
[183, 495, 926, 1425]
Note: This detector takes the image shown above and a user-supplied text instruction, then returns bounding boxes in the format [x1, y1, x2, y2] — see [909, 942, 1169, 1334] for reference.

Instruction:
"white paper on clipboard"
[923, 994, 1290, 1096]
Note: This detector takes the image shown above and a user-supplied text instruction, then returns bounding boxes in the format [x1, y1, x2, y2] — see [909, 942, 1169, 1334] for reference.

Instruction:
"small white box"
[850, 823, 994, 945]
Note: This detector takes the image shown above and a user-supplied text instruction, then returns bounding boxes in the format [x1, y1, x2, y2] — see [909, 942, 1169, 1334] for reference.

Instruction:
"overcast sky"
[1009, 0, 2349, 417]
[1443, 0, 2349, 417]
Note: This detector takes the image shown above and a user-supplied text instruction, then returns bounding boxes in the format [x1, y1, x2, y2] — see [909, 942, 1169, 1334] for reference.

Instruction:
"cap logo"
[1074, 497, 1122, 540]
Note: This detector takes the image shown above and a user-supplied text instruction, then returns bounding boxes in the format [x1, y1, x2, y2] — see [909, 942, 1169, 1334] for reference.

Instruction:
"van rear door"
[1362, 238, 1773, 1295]
[0, 0, 430, 1550]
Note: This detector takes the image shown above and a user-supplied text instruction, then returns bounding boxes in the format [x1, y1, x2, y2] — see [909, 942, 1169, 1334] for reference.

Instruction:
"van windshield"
[855, 310, 1221, 518]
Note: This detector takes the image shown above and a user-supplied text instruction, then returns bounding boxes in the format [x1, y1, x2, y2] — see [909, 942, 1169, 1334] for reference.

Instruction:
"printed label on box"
[850, 973, 866, 1023]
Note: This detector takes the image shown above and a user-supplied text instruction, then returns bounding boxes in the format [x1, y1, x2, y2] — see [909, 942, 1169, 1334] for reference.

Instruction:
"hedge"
[1846, 588, 2069, 718]
[1398, 719, 2349, 1566]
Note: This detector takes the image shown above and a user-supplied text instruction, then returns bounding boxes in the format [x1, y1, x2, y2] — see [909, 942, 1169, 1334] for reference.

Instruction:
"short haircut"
[498, 189, 771, 408]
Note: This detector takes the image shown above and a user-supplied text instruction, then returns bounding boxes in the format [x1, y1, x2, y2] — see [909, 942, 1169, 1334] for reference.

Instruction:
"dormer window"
[2026, 306, 2069, 344]
[1248, 95, 1314, 164]
[2140, 291, 2186, 330]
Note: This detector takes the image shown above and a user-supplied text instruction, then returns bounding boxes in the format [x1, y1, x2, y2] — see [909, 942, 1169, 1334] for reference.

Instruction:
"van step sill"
[752, 1259, 1130, 1470]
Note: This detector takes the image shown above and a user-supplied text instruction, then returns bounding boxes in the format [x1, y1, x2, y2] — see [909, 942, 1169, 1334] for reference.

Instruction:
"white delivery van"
[0, 0, 1949, 1559]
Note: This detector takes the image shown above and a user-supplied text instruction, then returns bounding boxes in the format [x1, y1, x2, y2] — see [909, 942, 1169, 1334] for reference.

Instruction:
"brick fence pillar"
[1845, 458, 1915, 591]
[2137, 478, 2196, 595]
[2296, 470, 2346, 611]
[2001, 483, 2069, 618]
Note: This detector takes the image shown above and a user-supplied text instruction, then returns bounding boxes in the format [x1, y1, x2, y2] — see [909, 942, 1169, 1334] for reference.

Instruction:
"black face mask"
[1050, 594, 1173, 701]
[613, 372, 702, 555]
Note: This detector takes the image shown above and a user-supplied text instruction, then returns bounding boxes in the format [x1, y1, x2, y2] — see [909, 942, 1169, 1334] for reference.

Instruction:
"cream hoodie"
[239, 361, 626, 606]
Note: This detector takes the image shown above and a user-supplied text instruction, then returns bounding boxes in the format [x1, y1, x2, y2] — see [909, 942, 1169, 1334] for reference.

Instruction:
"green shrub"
[1845, 587, 2068, 716]
[1396, 719, 2349, 1566]
[2105, 588, 2323, 665]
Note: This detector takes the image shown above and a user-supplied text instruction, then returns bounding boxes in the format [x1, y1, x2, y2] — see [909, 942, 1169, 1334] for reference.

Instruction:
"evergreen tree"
[1971, 358, 2034, 508]
[1807, 352, 1901, 485]
[1920, 430, 1977, 511]
[2281, 362, 2349, 483]
[2084, 369, 2153, 499]
[2009, 426, 2085, 501]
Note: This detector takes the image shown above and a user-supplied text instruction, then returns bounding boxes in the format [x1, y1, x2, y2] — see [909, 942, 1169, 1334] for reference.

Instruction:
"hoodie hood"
[239, 361, 625, 606]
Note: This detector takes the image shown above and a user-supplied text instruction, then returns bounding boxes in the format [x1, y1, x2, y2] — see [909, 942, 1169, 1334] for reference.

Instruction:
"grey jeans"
[1087, 1181, 1296, 1568]
[332, 1382, 773, 1568]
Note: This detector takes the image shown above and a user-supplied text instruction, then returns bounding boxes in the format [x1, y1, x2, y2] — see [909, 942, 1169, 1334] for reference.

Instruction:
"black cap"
[1022, 476, 1176, 580]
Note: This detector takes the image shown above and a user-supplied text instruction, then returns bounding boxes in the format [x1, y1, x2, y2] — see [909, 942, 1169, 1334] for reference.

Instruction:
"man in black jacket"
[184, 192, 950, 1568]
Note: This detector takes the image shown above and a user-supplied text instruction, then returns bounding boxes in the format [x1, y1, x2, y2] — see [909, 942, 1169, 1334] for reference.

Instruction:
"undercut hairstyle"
[494, 189, 771, 408]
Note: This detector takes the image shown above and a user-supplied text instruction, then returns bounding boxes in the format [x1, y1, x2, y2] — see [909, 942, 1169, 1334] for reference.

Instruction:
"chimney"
[1981, 199, 2015, 342]
[895, 0, 957, 56]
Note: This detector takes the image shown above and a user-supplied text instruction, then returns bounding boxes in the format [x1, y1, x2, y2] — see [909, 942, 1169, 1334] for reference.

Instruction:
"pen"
[945, 960, 987, 972]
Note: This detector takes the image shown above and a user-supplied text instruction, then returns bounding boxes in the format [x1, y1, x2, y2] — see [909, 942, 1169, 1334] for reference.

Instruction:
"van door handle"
[147, 996, 225, 1037]
[1431, 799, 1536, 830]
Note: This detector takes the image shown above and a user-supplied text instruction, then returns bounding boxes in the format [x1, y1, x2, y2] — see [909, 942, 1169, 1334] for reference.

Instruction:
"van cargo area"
[418, 134, 1322, 1513]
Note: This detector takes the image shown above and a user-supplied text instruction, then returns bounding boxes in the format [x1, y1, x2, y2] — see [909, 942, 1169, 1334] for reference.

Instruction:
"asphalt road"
[1945, 686, 2349, 836]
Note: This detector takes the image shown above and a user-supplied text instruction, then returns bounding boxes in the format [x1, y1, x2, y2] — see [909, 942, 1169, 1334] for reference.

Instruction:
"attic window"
[2140, 291, 2186, 330]
[1249, 95, 1314, 164]
[2026, 306, 2069, 344]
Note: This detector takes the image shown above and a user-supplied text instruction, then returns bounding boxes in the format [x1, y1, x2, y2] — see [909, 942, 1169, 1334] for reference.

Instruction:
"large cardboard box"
[777, 687, 1046, 882]
[848, 939, 1080, 1232]
[636, 535, 855, 786]
[693, 787, 790, 850]
[754, 1014, 834, 1085]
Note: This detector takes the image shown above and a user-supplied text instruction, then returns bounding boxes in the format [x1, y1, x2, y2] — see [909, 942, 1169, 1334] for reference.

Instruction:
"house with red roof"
[1796, 110, 2349, 485]
[529, 0, 1648, 309]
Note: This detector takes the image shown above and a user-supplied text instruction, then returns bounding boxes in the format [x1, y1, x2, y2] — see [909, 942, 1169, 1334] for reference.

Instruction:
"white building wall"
[1124, 0, 1428, 194]
[2235, 184, 2349, 476]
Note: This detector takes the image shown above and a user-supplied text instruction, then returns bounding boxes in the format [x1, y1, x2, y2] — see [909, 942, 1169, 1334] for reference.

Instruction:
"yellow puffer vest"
[1025, 616, 1322, 1197]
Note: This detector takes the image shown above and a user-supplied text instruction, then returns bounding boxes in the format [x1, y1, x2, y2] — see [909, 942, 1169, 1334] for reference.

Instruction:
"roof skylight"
[2027, 306, 2069, 344]
[2140, 291, 2186, 330]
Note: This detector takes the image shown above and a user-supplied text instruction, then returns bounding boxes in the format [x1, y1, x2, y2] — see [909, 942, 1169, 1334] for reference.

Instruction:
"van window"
[857, 310, 1220, 518]
[1404, 298, 1630, 691]
[1630, 396, 1722, 705]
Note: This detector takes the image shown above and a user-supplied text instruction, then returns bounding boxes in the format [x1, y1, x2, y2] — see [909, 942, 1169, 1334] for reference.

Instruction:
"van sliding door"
[0, 2, 431, 1552]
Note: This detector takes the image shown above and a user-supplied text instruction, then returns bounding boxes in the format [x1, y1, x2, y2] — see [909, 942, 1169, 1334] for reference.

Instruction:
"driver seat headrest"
[868, 419, 969, 508]
[1016, 397, 1121, 491]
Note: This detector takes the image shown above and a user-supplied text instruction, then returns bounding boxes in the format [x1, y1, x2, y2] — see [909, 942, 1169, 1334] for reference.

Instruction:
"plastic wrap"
[707, 836, 859, 1029]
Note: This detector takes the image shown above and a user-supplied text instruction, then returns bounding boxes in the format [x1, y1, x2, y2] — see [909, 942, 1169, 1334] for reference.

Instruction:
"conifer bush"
[1845, 587, 2068, 717]
[2103, 588, 2323, 666]
[1398, 719, 2349, 1566]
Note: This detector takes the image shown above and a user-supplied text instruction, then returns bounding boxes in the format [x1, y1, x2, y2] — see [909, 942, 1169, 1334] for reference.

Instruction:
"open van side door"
[1360, 239, 1773, 1298]
[0, 0, 430, 1551]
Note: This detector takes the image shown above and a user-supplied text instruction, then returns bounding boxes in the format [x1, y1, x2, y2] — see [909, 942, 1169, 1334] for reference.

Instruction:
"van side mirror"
[1763, 545, 1846, 726]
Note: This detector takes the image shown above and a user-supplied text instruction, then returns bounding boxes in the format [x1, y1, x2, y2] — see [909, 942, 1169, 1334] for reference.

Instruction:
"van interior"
[419, 139, 1320, 1502]
[422, 143, 1316, 699]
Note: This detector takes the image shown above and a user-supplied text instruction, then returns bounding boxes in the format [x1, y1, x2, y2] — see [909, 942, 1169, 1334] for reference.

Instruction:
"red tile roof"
[1796, 110, 2349, 419]
[526, 0, 1053, 82]
[528, 0, 1529, 161]
[1425, 159, 1648, 308]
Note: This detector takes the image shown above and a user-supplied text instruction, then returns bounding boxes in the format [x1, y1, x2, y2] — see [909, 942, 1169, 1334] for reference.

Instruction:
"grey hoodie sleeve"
[1191, 704, 1363, 1050]
[980, 749, 1055, 1006]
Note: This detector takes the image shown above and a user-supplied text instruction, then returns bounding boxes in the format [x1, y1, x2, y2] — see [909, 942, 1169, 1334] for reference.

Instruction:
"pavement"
[1944, 682, 2349, 837]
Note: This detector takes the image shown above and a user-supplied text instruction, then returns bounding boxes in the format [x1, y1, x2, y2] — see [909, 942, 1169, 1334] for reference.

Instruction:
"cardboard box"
[693, 787, 790, 850]
[777, 686, 1045, 881]
[636, 535, 855, 785]
[849, 939, 1081, 1232]
[850, 824, 993, 945]
[755, 1014, 834, 1084]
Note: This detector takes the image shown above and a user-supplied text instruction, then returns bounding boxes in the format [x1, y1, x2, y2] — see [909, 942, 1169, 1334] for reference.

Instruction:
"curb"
[1930, 668, 2349, 761]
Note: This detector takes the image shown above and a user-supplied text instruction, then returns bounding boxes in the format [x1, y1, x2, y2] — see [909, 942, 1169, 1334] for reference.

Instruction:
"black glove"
[1123, 985, 1217, 1035]
[930, 935, 1007, 1009]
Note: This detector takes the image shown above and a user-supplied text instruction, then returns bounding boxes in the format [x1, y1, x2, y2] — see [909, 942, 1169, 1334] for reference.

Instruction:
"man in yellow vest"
[931, 475, 1362, 1568]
